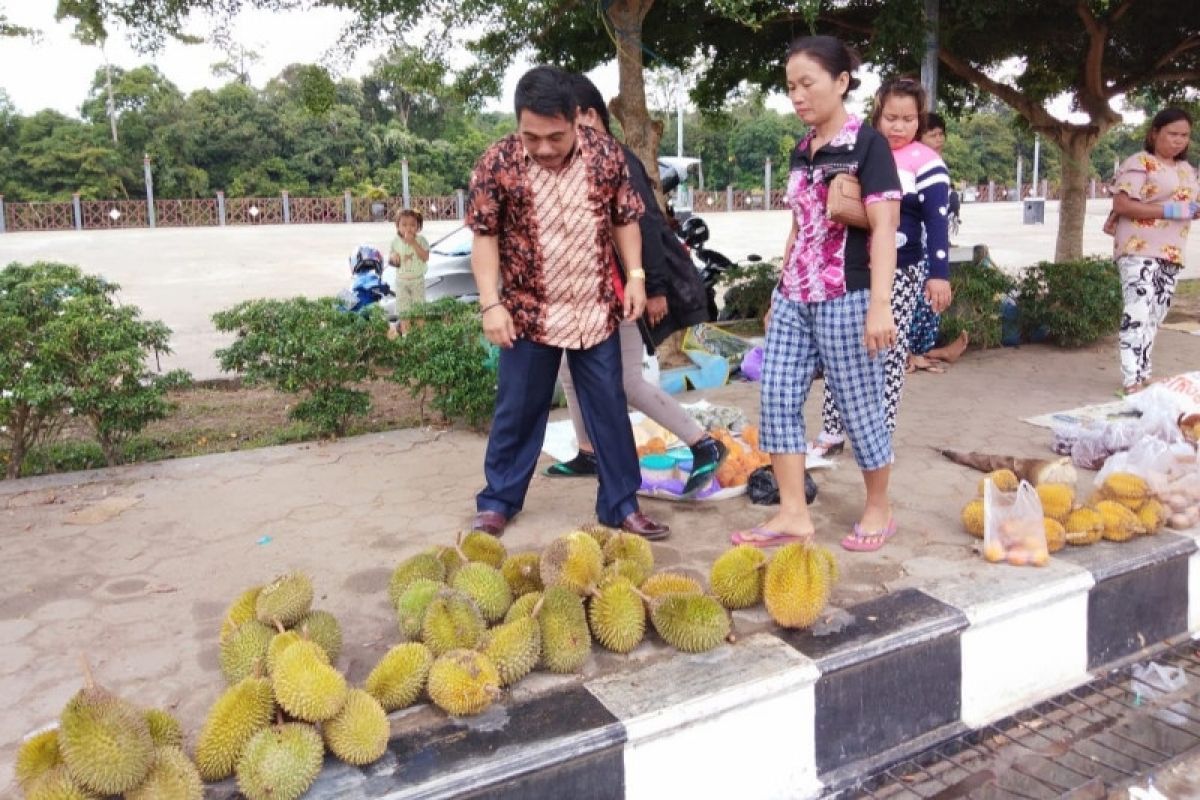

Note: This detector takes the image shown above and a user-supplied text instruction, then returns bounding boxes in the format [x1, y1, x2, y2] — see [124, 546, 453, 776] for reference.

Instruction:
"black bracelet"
[480, 302, 504, 315]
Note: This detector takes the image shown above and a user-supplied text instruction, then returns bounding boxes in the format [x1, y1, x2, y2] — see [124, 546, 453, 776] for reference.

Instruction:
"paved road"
[1, 201, 1196, 380]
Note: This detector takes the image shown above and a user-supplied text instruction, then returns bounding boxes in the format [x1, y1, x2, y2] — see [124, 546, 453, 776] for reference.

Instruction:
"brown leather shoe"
[620, 511, 670, 541]
[471, 510, 508, 538]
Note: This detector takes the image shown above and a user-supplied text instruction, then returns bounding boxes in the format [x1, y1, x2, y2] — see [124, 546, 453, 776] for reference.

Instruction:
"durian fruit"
[267, 629, 307, 676]
[1064, 507, 1104, 545]
[23, 765, 96, 800]
[254, 572, 314, 628]
[480, 615, 542, 686]
[763, 543, 838, 629]
[387, 552, 446, 606]
[297, 609, 343, 664]
[235, 723, 324, 800]
[125, 746, 203, 800]
[1043, 517, 1066, 553]
[579, 522, 617, 549]
[1036, 483, 1075, 523]
[649, 594, 731, 653]
[451, 562, 513, 623]
[602, 532, 655, 575]
[421, 588, 487, 655]
[220, 586, 263, 642]
[537, 586, 592, 674]
[540, 531, 604, 595]
[961, 499, 985, 539]
[194, 674, 275, 782]
[640, 571, 704, 600]
[459, 530, 508, 568]
[427, 649, 502, 716]
[504, 591, 543, 623]
[395, 578, 443, 640]
[977, 469, 1020, 495]
[434, 545, 467, 581]
[587, 578, 646, 653]
[1101, 472, 1152, 508]
[16, 728, 62, 792]
[365, 642, 433, 711]
[142, 708, 183, 748]
[219, 620, 274, 684]
[602, 558, 650, 587]
[324, 689, 389, 766]
[57, 675, 155, 796]
[272, 640, 349, 722]
[1138, 498, 1167, 535]
[710, 545, 768, 609]
[501, 552, 544, 597]
[1096, 499, 1146, 542]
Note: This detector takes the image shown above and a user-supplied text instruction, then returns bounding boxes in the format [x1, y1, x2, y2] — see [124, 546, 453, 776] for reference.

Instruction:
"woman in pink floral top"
[732, 36, 903, 552]
[1111, 107, 1199, 394]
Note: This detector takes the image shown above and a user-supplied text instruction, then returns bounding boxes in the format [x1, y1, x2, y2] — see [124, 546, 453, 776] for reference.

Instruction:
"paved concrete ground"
[2, 200, 1196, 380]
[2, 320, 1198, 793]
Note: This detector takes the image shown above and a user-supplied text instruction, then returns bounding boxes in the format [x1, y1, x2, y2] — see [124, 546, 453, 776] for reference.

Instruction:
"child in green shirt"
[388, 209, 430, 336]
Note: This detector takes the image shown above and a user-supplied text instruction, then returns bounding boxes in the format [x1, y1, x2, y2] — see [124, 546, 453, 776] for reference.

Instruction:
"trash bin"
[1023, 197, 1045, 224]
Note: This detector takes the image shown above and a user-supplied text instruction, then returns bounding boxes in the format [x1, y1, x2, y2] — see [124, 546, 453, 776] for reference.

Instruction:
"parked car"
[424, 226, 478, 302]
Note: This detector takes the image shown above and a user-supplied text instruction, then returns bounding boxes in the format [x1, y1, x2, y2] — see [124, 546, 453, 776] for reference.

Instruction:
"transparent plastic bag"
[1070, 428, 1112, 470]
[1094, 437, 1172, 492]
[1131, 661, 1189, 726]
[983, 479, 1049, 567]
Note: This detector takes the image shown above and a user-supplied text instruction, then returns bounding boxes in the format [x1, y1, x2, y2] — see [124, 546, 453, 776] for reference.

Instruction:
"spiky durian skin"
[324, 689, 389, 766]
[460, 530, 508, 567]
[961, 499, 985, 539]
[388, 552, 446, 606]
[219, 620, 274, 684]
[395, 578, 443, 641]
[194, 675, 275, 782]
[1138, 499, 1167, 534]
[602, 558, 650, 587]
[978, 469, 1019, 495]
[480, 616, 542, 686]
[538, 586, 592, 674]
[125, 747, 203, 800]
[421, 589, 487, 656]
[235, 723, 324, 800]
[539, 532, 604, 595]
[220, 586, 262, 642]
[587, 578, 646, 653]
[1036, 483, 1075, 523]
[365, 642, 433, 711]
[451, 562, 514, 623]
[710, 546, 767, 609]
[427, 650, 502, 716]
[1043, 518, 1066, 553]
[650, 594, 730, 653]
[272, 640, 348, 722]
[254, 573, 314, 627]
[501, 552, 544, 597]
[16, 729, 62, 791]
[579, 523, 617, 549]
[57, 686, 154, 795]
[640, 572, 703, 600]
[1096, 499, 1145, 542]
[296, 609, 343, 664]
[763, 543, 837, 629]
[1065, 507, 1104, 545]
[24, 765, 96, 800]
[1102, 472, 1151, 503]
[504, 591, 543, 623]
[602, 532, 655, 574]
[434, 545, 467, 581]
[267, 630, 305, 675]
[142, 708, 183, 748]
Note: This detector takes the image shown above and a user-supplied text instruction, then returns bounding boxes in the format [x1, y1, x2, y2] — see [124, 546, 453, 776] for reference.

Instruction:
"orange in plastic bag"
[983, 478, 1050, 566]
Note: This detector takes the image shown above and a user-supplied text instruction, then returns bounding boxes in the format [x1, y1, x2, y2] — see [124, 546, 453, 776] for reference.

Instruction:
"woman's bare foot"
[731, 510, 816, 547]
[925, 331, 969, 364]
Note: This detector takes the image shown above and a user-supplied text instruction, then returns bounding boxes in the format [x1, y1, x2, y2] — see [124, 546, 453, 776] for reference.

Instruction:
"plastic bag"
[1070, 427, 1112, 470]
[983, 479, 1048, 566]
[746, 467, 817, 506]
[1131, 661, 1189, 726]
[740, 346, 764, 382]
[1095, 437, 1173, 493]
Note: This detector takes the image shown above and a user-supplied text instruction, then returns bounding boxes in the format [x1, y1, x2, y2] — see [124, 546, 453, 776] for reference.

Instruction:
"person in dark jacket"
[545, 73, 726, 498]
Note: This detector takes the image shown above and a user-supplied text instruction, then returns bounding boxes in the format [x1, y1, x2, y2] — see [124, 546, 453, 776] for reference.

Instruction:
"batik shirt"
[1113, 151, 1198, 266]
[783, 115, 903, 303]
[465, 125, 644, 349]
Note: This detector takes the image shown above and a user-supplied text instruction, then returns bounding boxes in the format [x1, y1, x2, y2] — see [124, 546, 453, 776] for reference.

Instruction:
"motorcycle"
[675, 214, 762, 321]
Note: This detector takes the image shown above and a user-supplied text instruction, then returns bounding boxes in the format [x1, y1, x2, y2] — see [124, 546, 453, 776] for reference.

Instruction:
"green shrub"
[392, 298, 496, 429]
[213, 297, 395, 436]
[1016, 257, 1122, 347]
[940, 260, 1016, 349]
[716, 259, 780, 320]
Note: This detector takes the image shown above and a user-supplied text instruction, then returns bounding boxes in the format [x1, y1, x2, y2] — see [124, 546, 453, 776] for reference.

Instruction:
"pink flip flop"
[840, 518, 898, 552]
[731, 526, 814, 548]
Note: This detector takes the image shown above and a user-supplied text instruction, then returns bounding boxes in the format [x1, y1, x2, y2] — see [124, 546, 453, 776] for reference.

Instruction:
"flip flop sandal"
[808, 439, 845, 458]
[731, 526, 814, 548]
[544, 452, 598, 477]
[840, 518, 898, 552]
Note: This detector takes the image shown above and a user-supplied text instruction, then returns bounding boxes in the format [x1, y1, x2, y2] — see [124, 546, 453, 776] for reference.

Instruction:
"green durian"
[710, 545, 768, 609]
[500, 552, 544, 597]
[219, 620, 273, 684]
[395, 578, 443, 641]
[387, 552, 446, 606]
[537, 586, 591, 673]
[587, 578, 646, 653]
[539, 532, 604, 595]
[142, 708, 183, 748]
[296, 609, 343, 664]
[640, 571, 703, 600]
[602, 532, 654, 574]
[16, 728, 62, 791]
[272, 640, 348, 722]
[324, 689, 389, 766]
[421, 588, 486, 655]
[24, 765, 96, 800]
[451, 561, 513, 623]
[235, 723, 324, 800]
[480, 616, 541, 686]
[254, 572, 314, 627]
[365, 642, 433, 711]
[194, 674, 275, 782]
[504, 591, 543, 623]
[650, 594, 730, 653]
[427, 650, 501, 716]
[763, 543, 837, 629]
[459, 530, 507, 567]
[219, 586, 262, 642]
[125, 747, 203, 800]
[57, 680, 154, 795]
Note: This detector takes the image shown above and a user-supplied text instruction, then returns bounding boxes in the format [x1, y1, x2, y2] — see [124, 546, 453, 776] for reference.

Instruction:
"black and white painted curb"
[211, 531, 1200, 799]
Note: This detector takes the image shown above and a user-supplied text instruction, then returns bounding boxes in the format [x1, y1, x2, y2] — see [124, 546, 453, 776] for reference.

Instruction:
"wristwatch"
[628, 269, 646, 280]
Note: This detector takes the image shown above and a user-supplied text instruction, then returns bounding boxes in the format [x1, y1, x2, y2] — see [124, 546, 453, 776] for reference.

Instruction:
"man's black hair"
[570, 73, 612, 134]
[514, 65, 577, 122]
[926, 112, 947, 132]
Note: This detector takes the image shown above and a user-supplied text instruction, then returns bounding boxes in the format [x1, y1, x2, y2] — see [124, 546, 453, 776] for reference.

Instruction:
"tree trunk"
[605, 0, 667, 212]
[7, 406, 28, 479]
[1050, 128, 1101, 262]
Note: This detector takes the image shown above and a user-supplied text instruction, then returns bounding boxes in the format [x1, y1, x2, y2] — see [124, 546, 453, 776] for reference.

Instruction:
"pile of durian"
[961, 469, 1169, 562]
[16, 528, 840, 800]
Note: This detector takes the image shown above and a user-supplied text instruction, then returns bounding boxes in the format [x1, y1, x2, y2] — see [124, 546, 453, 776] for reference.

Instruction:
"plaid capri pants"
[760, 288, 892, 470]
